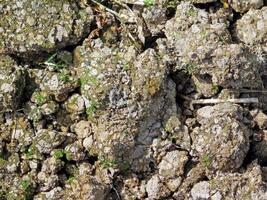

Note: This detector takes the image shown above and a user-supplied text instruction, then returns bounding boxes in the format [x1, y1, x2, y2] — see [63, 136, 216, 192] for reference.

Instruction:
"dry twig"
[190, 98, 258, 110]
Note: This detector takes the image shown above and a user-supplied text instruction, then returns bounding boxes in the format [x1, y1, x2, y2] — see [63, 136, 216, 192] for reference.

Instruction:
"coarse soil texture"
[0, 0, 267, 199]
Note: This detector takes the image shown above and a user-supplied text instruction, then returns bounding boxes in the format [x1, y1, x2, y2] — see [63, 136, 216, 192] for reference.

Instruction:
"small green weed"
[123, 64, 129, 71]
[53, 149, 65, 159]
[20, 180, 33, 199]
[99, 157, 118, 169]
[66, 176, 75, 184]
[209, 179, 217, 190]
[32, 91, 47, 106]
[123, 130, 130, 136]
[21, 180, 30, 191]
[69, 96, 79, 106]
[58, 71, 70, 83]
[184, 63, 197, 75]
[202, 154, 212, 168]
[220, 0, 229, 8]
[165, 0, 181, 8]
[144, 0, 154, 7]
[187, 7, 197, 17]
[211, 84, 219, 94]
[86, 99, 98, 119]
[218, 35, 229, 44]
[79, 71, 98, 87]
[0, 157, 7, 166]
[26, 147, 34, 160]
[44, 53, 68, 71]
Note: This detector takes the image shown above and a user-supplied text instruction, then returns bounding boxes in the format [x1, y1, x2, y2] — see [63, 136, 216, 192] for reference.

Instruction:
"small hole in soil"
[88, 155, 98, 165]
[166, 7, 176, 19]
[193, 2, 220, 11]
[241, 145, 256, 168]
[144, 33, 166, 49]
[202, 176, 209, 181]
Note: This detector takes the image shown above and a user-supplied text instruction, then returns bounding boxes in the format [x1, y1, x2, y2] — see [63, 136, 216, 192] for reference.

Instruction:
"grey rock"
[190, 181, 210, 200]
[65, 94, 85, 114]
[229, 0, 264, 13]
[192, 103, 250, 172]
[158, 150, 188, 179]
[0, 0, 94, 56]
[145, 175, 171, 200]
[235, 7, 267, 46]
[34, 129, 66, 154]
[74, 120, 92, 139]
[255, 111, 267, 129]
[0, 56, 25, 112]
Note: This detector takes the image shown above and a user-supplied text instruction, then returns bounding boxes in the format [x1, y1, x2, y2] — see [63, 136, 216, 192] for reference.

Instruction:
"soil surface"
[0, 0, 267, 199]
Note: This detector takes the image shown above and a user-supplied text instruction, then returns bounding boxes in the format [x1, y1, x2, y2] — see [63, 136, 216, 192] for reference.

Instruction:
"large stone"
[235, 7, 267, 46]
[0, 0, 93, 56]
[164, 2, 265, 89]
[192, 103, 250, 172]
[74, 37, 177, 173]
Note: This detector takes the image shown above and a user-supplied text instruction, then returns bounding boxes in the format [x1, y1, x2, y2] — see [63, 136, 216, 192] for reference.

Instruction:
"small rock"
[65, 94, 85, 114]
[29, 160, 39, 170]
[190, 181, 210, 200]
[40, 101, 58, 115]
[192, 103, 250, 172]
[65, 141, 86, 161]
[41, 157, 64, 174]
[255, 111, 267, 129]
[34, 129, 66, 154]
[208, 163, 267, 199]
[64, 175, 109, 200]
[166, 177, 182, 192]
[229, 0, 264, 13]
[74, 120, 91, 139]
[158, 150, 188, 178]
[145, 175, 171, 199]
[37, 172, 59, 192]
[33, 187, 63, 200]
[252, 131, 267, 164]
[38, 70, 79, 102]
[6, 153, 20, 173]
[192, 75, 219, 97]
[83, 136, 94, 150]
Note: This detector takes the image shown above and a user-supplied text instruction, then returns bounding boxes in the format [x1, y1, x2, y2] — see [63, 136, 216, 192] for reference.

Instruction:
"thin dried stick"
[91, 0, 138, 44]
[239, 89, 267, 93]
[91, 0, 121, 18]
[113, 0, 134, 13]
[190, 98, 258, 109]
[120, 0, 145, 6]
